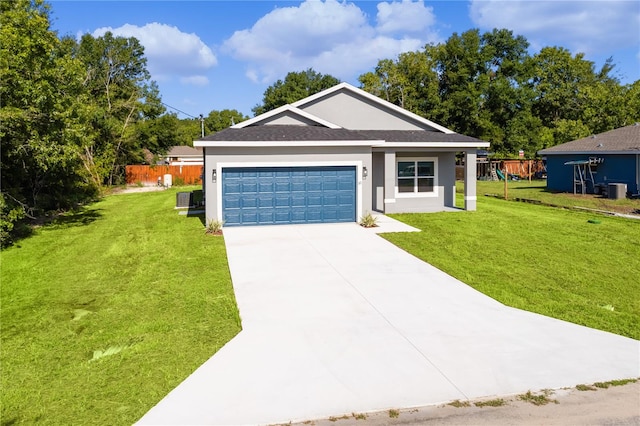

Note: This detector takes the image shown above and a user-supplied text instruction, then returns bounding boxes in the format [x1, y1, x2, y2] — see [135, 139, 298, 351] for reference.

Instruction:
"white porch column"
[464, 150, 477, 211]
[383, 150, 396, 213]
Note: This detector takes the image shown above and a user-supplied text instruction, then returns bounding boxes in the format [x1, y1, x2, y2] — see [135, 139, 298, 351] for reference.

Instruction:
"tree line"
[0, 0, 245, 245]
[2, 1, 638, 245]
[357, 28, 639, 156]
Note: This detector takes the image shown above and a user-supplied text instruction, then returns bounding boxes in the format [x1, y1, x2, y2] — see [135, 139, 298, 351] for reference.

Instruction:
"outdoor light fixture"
[212, 169, 217, 183]
[362, 166, 368, 179]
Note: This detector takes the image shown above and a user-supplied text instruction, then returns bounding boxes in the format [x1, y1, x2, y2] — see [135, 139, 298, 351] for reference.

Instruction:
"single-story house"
[538, 124, 640, 196]
[194, 83, 489, 226]
[163, 145, 203, 166]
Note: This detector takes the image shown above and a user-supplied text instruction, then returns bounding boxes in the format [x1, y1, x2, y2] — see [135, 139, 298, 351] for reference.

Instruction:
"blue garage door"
[222, 166, 356, 226]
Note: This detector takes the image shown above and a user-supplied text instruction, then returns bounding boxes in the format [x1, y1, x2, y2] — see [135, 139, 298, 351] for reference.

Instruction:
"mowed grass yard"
[2, 184, 639, 425]
[1, 187, 240, 425]
[385, 187, 640, 341]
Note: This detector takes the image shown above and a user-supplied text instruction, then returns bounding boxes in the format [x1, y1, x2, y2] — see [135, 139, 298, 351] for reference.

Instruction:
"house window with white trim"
[397, 159, 437, 196]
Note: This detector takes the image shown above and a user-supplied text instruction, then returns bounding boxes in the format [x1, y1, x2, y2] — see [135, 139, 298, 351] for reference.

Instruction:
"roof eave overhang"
[538, 150, 640, 155]
[373, 142, 490, 149]
[194, 140, 380, 148]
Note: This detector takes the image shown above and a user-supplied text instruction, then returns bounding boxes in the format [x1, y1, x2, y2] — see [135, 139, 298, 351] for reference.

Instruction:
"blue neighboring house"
[538, 124, 640, 197]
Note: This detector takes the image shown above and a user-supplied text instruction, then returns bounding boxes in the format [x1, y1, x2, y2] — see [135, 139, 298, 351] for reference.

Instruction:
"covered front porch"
[371, 148, 478, 214]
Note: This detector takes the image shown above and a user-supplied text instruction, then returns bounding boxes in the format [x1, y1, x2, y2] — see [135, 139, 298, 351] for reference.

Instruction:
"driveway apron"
[138, 222, 640, 425]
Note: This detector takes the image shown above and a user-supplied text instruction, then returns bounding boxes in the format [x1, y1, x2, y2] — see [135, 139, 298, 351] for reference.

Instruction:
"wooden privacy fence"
[458, 159, 546, 180]
[500, 160, 546, 179]
[126, 165, 203, 185]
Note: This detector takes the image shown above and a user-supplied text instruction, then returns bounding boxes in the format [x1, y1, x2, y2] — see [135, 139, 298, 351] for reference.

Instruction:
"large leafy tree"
[1, 0, 164, 245]
[252, 69, 340, 115]
[205, 109, 248, 133]
[358, 28, 636, 156]
[359, 50, 441, 118]
[73, 31, 164, 185]
[0, 0, 91, 243]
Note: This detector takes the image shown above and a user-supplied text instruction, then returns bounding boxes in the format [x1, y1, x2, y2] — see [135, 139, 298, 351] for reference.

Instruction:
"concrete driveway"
[138, 220, 639, 425]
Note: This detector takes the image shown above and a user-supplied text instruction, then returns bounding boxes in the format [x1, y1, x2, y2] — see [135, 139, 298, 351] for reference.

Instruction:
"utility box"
[192, 190, 203, 206]
[608, 183, 627, 199]
[163, 174, 172, 188]
[176, 192, 192, 208]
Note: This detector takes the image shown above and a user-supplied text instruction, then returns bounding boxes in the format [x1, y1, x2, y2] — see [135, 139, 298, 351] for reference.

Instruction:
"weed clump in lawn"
[474, 398, 506, 407]
[518, 390, 558, 405]
[576, 384, 597, 391]
[447, 399, 470, 408]
[594, 378, 637, 388]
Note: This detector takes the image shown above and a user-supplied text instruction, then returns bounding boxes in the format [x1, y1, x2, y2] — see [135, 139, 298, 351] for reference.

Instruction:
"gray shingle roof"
[198, 125, 487, 144]
[200, 125, 372, 141]
[359, 130, 485, 143]
[167, 145, 202, 156]
[539, 124, 640, 154]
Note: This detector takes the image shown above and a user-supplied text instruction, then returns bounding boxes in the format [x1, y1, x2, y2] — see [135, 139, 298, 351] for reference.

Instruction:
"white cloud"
[92, 23, 217, 84]
[376, 0, 436, 34]
[469, 1, 640, 56]
[180, 76, 209, 86]
[223, 0, 439, 84]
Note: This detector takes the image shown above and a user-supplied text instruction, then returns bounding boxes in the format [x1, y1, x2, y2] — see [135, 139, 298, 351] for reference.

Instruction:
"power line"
[161, 102, 199, 119]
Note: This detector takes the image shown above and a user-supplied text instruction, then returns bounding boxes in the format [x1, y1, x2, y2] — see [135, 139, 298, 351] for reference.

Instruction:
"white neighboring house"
[163, 146, 203, 166]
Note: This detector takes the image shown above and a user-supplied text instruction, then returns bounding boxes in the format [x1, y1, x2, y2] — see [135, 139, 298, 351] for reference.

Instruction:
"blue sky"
[49, 1, 640, 119]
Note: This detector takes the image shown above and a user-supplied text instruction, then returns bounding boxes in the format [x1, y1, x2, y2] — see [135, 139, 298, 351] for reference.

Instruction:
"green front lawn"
[1, 188, 240, 425]
[385, 195, 640, 340]
[2, 186, 639, 425]
[467, 180, 640, 215]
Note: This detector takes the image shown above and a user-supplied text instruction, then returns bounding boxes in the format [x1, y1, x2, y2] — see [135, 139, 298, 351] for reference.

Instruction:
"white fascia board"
[372, 142, 490, 149]
[194, 140, 379, 148]
[230, 104, 341, 129]
[292, 82, 456, 134]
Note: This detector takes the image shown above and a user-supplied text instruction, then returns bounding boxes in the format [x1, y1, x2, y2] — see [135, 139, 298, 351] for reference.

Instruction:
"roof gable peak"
[292, 82, 454, 134]
[231, 104, 341, 129]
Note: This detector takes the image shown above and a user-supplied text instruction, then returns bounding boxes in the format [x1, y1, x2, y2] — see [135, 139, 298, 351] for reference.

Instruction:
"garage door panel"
[223, 181, 241, 195]
[241, 182, 258, 193]
[258, 211, 275, 222]
[275, 210, 291, 223]
[275, 181, 291, 192]
[224, 211, 241, 224]
[222, 166, 356, 226]
[306, 208, 322, 222]
[291, 208, 307, 222]
[241, 211, 258, 224]
[275, 196, 290, 207]
[258, 181, 274, 192]
[291, 181, 306, 192]
[323, 194, 338, 206]
[307, 180, 323, 191]
[257, 196, 274, 208]
[240, 196, 258, 208]
[224, 196, 241, 209]
[307, 195, 322, 206]
[291, 195, 305, 207]
[323, 180, 338, 191]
